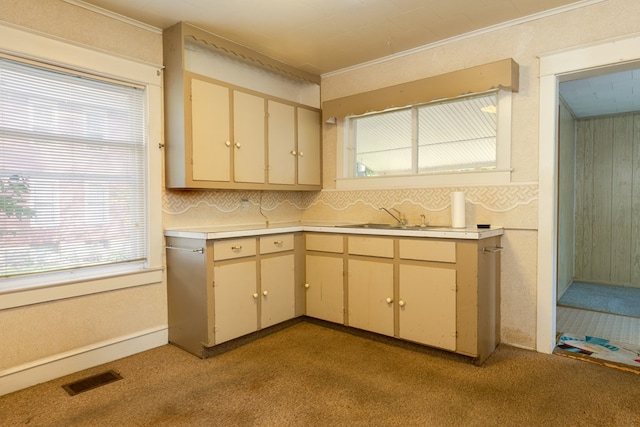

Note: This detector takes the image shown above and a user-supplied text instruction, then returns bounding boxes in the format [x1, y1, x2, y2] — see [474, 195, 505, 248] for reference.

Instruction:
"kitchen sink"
[338, 223, 438, 230]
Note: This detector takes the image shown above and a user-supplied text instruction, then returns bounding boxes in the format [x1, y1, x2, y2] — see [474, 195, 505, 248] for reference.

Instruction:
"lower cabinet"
[398, 264, 456, 350]
[305, 254, 344, 323]
[303, 233, 501, 364]
[166, 233, 297, 358]
[304, 233, 344, 323]
[213, 260, 258, 344]
[166, 230, 500, 364]
[348, 258, 394, 337]
[261, 253, 295, 328]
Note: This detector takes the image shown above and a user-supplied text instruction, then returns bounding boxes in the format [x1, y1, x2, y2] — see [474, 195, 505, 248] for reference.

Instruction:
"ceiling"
[76, 0, 585, 76]
[73, 0, 640, 118]
[560, 69, 640, 118]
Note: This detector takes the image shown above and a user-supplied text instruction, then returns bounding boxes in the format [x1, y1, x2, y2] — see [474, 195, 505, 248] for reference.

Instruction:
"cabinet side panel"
[163, 24, 187, 187]
[166, 237, 209, 356]
[476, 236, 501, 364]
[455, 241, 479, 357]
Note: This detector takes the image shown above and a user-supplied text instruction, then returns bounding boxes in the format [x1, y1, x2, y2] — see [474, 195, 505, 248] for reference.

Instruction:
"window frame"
[336, 90, 512, 189]
[0, 23, 163, 309]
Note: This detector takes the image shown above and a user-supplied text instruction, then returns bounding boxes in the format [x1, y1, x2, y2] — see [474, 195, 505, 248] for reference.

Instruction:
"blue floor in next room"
[558, 282, 640, 318]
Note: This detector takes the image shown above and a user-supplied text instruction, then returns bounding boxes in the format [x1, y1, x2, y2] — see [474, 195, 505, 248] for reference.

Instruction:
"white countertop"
[164, 221, 504, 240]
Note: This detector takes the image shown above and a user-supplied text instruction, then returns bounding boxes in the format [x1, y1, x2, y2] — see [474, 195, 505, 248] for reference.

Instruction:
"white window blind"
[0, 56, 147, 279]
[350, 92, 498, 177]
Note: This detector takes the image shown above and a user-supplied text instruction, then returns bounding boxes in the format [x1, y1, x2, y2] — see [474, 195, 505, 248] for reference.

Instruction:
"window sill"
[0, 267, 164, 310]
[335, 169, 512, 190]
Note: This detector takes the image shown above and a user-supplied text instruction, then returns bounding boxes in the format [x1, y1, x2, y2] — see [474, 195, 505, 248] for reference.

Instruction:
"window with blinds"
[0, 56, 147, 281]
[349, 92, 498, 177]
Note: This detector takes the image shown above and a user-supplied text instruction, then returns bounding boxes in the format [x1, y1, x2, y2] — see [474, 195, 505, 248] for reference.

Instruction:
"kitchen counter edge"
[164, 222, 504, 240]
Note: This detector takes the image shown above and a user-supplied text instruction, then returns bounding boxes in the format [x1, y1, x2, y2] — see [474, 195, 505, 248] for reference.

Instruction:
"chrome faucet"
[379, 207, 407, 226]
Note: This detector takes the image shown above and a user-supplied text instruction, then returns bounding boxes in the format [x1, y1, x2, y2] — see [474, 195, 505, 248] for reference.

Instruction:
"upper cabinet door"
[233, 91, 266, 184]
[297, 108, 321, 186]
[190, 78, 231, 182]
[267, 100, 296, 185]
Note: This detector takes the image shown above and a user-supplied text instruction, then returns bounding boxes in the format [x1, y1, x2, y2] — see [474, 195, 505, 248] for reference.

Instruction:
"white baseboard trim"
[0, 326, 168, 397]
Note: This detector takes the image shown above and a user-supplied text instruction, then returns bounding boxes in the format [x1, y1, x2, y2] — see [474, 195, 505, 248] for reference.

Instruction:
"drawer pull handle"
[482, 245, 504, 254]
[231, 245, 242, 250]
[273, 240, 283, 245]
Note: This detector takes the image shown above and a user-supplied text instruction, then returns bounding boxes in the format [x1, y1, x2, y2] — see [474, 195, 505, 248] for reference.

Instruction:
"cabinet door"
[305, 254, 343, 323]
[268, 100, 296, 185]
[348, 259, 394, 336]
[261, 254, 296, 328]
[213, 260, 258, 344]
[297, 108, 321, 186]
[398, 264, 456, 351]
[191, 78, 231, 182]
[233, 91, 265, 183]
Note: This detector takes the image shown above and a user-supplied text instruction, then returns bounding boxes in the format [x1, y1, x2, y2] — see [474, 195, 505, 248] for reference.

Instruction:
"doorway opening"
[538, 34, 640, 359]
[556, 70, 640, 357]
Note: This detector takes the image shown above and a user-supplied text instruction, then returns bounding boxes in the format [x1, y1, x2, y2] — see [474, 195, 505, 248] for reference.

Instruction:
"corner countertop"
[164, 221, 504, 240]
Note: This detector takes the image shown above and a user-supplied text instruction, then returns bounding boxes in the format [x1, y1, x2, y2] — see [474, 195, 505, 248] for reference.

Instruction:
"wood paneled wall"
[557, 102, 576, 298]
[575, 113, 640, 288]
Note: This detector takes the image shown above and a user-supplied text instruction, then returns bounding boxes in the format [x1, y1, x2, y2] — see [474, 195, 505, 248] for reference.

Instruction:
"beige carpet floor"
[2, 320, 640, 426]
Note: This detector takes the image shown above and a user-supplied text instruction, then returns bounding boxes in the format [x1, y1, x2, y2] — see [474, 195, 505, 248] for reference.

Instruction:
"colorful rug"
[554, 333, 640, 373]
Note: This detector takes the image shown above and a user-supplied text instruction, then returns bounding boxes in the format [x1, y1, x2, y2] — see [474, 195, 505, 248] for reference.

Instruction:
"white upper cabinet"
[233, 91, 266, 184]
[297, 108, 322, 187]
[163, 22, 321, 191]
[190, 78, 231, 182]
[267, 100, 296, 185]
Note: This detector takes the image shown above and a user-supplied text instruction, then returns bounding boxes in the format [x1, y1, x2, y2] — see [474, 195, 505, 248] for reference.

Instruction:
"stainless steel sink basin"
[338, 223, 436, 230]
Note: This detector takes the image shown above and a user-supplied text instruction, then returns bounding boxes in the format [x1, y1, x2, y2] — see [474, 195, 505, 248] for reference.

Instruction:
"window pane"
[0, 57, 147, 279]
[418, 94, 497, 172]
[353, 109, 412, 176]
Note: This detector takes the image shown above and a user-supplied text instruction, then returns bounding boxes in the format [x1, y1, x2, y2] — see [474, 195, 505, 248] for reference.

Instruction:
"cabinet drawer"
[348, 236, 394, 258]
[306, 233, 343, 253]
[399, 239, 456, 263]
[260, 233, 294, 254]
[214, 238, 257, 261]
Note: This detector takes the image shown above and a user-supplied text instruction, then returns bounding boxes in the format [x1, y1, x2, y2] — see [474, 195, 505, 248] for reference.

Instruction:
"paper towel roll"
[451, 191, 466, 228]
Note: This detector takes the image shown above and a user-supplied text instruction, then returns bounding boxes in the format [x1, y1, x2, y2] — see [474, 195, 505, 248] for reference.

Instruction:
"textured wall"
[0, 0, 162, 65]
[315, 0, 640, 349]
[558, 102, 577, 298]
[0, 1, 165, 373]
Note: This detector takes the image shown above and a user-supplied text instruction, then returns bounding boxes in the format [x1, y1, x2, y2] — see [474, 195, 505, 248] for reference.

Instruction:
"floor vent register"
[62, 370, 123, 396]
